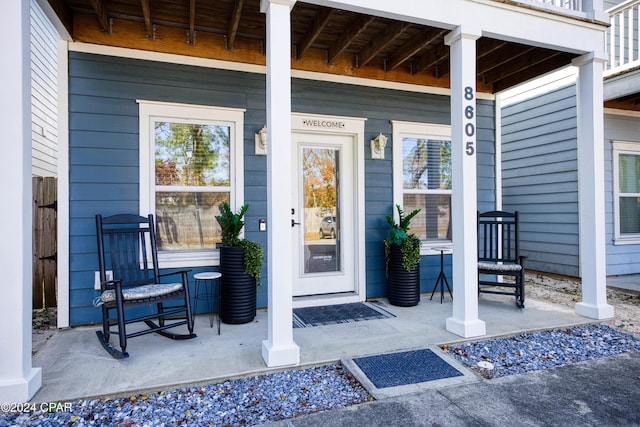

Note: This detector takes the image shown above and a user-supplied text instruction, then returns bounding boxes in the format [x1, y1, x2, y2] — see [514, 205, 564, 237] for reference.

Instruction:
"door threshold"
[292, 293, 363, 308]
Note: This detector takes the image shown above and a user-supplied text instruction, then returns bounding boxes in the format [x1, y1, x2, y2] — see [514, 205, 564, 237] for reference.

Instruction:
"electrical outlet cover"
[94, 270, 113, 290]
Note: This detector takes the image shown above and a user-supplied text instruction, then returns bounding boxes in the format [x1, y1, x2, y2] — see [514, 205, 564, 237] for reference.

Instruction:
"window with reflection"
[139, 101, 244, 267]
[614, 141, 640, 242]
[393, 122, 452, 244]
[154, 121, 231, 251]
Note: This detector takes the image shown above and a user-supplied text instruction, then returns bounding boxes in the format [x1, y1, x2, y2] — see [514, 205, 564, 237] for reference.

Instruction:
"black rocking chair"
[477, 210, 526, 308]
[94, 213, 196, 358]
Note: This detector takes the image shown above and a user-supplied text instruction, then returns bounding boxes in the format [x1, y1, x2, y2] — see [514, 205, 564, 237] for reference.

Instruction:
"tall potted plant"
[384, 204, 422, 306]
[216, 202, 264, 324]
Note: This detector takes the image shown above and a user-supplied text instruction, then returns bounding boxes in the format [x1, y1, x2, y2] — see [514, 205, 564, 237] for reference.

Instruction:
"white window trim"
[138, 100, 245, 268]
[612, 140, 640, 245]
[391, 120, 452, 255]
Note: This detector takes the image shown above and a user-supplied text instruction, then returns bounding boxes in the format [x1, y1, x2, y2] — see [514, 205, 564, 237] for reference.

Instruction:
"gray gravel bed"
[2, 324, 639, 426]
[443, 323, 640, 379]
[0, 364, 369, 427]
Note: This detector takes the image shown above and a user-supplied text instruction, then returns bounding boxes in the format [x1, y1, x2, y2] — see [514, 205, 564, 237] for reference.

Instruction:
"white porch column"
[573, 52, 614, 320]
[445, 26, 486, 338]
[260, 0, 300, 367]
[0, 0, 43, 402]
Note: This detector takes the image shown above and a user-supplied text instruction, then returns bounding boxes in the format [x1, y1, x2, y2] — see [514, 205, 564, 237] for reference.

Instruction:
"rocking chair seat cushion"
[478, 261, 522, 272]
[95, 282, 184, 306]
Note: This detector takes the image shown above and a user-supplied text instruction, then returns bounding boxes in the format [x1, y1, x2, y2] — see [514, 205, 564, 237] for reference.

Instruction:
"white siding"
[30, 0, 58, 177]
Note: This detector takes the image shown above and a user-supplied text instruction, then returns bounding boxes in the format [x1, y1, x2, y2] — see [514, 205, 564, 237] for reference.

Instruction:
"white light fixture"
[371, 132, 387, 159]
[255, 125, 267, 155]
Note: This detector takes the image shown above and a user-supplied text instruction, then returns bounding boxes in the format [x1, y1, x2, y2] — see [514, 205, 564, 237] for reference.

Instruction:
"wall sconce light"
[255, 125, 267, 155]
[371, 132, 387, 160]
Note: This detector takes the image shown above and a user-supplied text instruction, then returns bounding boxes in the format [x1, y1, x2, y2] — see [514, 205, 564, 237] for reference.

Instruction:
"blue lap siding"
[501, 84, 580, 276]
[502, 80, 640, 278]
[68, 52, 496, 325]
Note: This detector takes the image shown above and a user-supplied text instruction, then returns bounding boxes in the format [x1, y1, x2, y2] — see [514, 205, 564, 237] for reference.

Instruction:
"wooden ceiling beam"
[477, 39, 508, 61]
[478, 45, 535, 75]
[436, 61, 450, 79]
[140, 0, 153, 39]
[296, 8, 333, 59]
[327, 14, 376, 64]
[491, 52, 574, 92]
[227, 0, 244, 50]
[386, 28, 446, 72]
[187, 0, 196, 45]
[89, 0, 110, 33]
[357, 21, 408, 68]
[412, 43, 448, 75]
[483, 48, 560, 85]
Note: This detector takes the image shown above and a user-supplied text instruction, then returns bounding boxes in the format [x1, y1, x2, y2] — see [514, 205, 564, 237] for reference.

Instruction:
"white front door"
[291, 131, 356, 297]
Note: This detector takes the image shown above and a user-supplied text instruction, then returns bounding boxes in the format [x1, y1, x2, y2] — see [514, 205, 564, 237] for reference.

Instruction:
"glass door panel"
[292, 132, 355, 297]
[302, 147, 341, 274]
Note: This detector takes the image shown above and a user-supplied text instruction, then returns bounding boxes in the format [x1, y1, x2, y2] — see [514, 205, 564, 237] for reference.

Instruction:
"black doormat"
[292, 301, 395, 328]
[353, 348, 464, 388]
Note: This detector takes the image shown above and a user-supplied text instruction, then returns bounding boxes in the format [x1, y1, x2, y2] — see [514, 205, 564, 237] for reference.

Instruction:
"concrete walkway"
[31, 294, 594, 404]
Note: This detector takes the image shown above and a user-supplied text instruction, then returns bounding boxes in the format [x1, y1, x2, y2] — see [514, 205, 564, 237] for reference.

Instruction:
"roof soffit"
[49, 0, 608, 93]
[307, 0, 608, 54]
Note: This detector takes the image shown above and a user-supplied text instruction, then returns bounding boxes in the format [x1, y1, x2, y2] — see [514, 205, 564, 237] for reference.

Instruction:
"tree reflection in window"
[402, 138, 452, 241]
[154, 122, 231, 251]
[302, 148, 337, 211]
[301, 147, 340, 273]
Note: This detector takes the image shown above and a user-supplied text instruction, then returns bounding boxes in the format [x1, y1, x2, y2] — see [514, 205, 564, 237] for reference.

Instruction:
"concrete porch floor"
[31, 294, 595, 404]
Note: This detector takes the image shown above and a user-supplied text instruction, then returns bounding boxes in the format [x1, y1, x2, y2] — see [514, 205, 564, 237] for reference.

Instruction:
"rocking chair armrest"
[157, 269, 191, 280]
[517, 255, 527, 267]
[100, 279, 122, 291]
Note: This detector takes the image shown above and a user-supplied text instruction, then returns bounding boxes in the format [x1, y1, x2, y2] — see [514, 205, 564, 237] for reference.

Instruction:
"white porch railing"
[533, 0, 582, 10]
[606, 0, 640, 73]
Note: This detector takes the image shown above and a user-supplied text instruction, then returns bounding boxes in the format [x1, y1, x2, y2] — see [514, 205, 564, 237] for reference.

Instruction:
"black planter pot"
[386, 243, 420, 307]
[219, 246, 257, 324]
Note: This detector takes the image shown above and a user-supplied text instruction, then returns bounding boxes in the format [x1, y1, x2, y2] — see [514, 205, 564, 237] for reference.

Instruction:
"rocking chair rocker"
[94, 213, 196, 358]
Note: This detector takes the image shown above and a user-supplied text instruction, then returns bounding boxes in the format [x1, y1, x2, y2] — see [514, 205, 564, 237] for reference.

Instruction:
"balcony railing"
[534, 0, 582, 10]
[606, 0, 640, 73]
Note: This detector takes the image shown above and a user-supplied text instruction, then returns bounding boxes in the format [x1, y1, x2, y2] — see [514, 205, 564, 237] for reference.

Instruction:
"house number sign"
[464, 86, 475, 156]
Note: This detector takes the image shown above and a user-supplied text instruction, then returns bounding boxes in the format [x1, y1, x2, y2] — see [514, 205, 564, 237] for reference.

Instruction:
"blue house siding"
[68, 52, 267, 325]
[604, 113, 640, 276]
[68, 52, 496, 325]
[501, 84, 580, 276]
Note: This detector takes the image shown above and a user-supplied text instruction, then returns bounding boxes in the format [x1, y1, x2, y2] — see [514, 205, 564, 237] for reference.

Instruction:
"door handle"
[291, 219, 301, 227]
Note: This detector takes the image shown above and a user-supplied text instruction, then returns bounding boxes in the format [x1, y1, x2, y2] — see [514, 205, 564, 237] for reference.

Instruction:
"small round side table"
[193, 271, 222, 334]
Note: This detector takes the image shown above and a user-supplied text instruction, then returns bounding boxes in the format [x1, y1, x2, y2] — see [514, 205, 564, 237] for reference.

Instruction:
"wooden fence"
[32, 177, 57, 309]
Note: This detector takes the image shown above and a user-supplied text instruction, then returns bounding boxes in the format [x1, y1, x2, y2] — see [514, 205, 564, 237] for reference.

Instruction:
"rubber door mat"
[353, 348, 464, 388]
[292, 301, 395, 328]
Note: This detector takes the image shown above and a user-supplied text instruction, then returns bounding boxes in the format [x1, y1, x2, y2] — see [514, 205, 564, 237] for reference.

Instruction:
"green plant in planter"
[384, 204, 422, 274]
[238, 239, 264, 286]
[217, 202, 248, 247]
[216, 202, 264, 285]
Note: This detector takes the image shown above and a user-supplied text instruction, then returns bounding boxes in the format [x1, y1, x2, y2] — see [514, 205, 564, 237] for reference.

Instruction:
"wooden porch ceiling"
[604, 92, 640, 112]
[48, 0, 581, 94]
